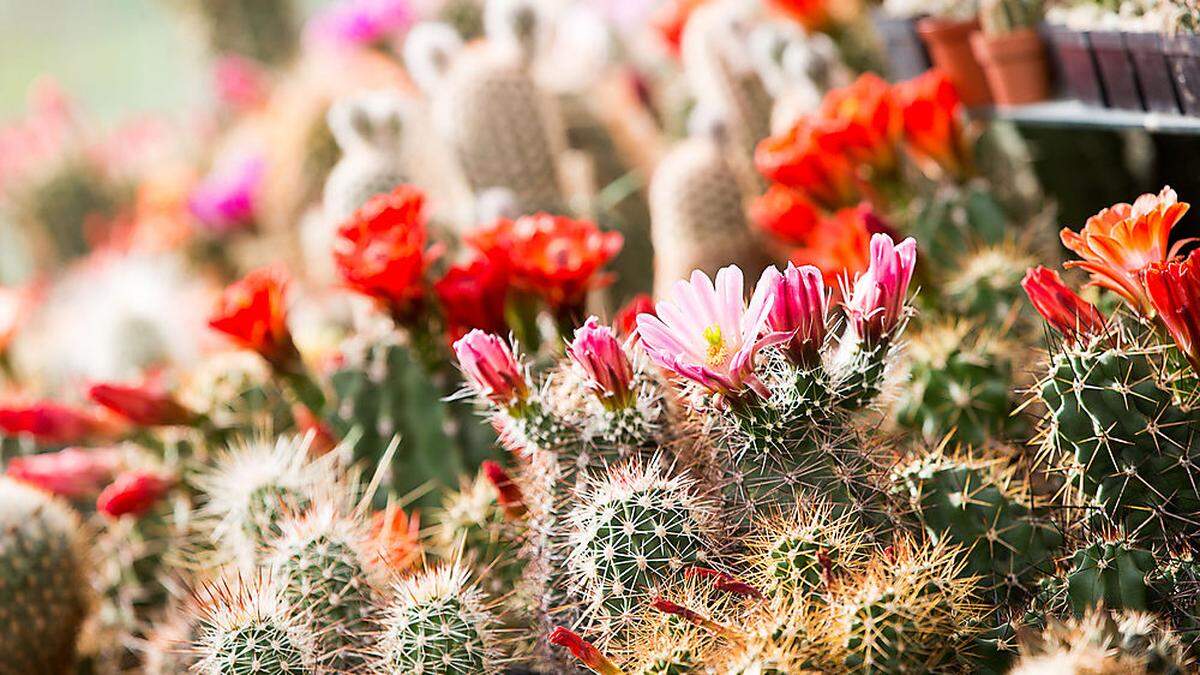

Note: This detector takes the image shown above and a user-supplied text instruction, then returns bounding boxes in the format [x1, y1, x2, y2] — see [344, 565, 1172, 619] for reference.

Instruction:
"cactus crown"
[191, 575, 317, 675]
[740, 497, 871, 595]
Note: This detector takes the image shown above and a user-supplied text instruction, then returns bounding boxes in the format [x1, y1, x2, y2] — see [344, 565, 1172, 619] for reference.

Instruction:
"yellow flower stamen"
[703, 323, 727, 366]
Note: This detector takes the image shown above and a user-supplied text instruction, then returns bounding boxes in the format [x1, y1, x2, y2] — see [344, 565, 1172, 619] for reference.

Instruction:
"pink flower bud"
[566, 317, 636, 409]
[97, 470, 173, 518]
[762, 263, 828, 367]
[844, 233, 917, 346]
[453, 330, 529, 407]
[6, 446, 121, 499]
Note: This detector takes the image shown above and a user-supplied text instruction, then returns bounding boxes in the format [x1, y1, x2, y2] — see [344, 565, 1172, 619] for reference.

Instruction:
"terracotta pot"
[917, 16, 993, 106]
[970, 28, 1050, 106]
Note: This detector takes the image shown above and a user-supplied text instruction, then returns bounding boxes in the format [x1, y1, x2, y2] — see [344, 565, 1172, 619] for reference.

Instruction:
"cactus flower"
[87, 382, 194, 427]
[750, 184, 821, 247]
[1021, 266, 1107, 345]
[1061, 186, 1189, 315]
[896, 70, 972, 181]
[0, 401, 118, 445]
[481, 460, 526, 519]
[614, 293, 655, 341]
[566, 317, 636, 409]
[188, 154, 263, 235]
[334, 185, 431, 324]
[434, 256, 511, 343]
[820, 73, 901, 177]
[762, 262, 828, 368]
[787, 204, 880, 287]
[548, 626, 624, 675]
[209, 267, 301, 372]
[651, 597, 734, 636]
[453, 330, 529, 408]
[755, 119, 865, 211]
[686, 566, 764, 599]
[307, 0, 414, 48]
[844, 233, 918, 347]
[7, 446, 121, 499]
[1145, 250, 1200, 374]
[97, 469, 173, 518]
[367, 504, 422, 571]
[637, 266, 787, 398]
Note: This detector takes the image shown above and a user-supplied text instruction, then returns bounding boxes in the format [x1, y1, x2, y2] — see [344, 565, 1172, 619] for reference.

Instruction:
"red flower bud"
[481, 460, 526, 519]
[7, 446, 121, 499]
[88, 382, 193, 427]
[1021, 266, 1107, 345]
[548, 626, 624, 675]
[97, 470, 173, 518]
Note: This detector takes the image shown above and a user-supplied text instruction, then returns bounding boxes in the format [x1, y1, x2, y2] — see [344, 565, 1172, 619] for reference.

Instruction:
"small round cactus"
[943, 244, 1035, 326]
[740, 497, 871, 596]
[192, 575, 317, 675]
[373, 562, 501, 674]
[0, 477, 90, 675]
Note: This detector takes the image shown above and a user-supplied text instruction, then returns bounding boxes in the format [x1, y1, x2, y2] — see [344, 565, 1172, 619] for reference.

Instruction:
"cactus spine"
[192, 577, 316, 675]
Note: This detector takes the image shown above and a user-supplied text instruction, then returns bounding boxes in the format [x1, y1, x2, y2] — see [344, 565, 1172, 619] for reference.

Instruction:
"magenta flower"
[188, 154, 264, 235]
[844, 233, 917, 347]
[453, 329, 529, 407]
[763, 262, 829, 368]
[566, 316, 635, 409]
[307, 0, 413, 48]
[637, 266, 788, 398]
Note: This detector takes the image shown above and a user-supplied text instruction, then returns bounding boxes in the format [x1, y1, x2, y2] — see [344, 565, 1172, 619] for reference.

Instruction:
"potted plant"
[970, 0, 1050, 106]
[916, 1, 994, 106]
[871, 0, 934, 80]
[1043, 2, 1108, 107]
[1164, 2, 1200, 115]
[1125, 4, 1182, 114]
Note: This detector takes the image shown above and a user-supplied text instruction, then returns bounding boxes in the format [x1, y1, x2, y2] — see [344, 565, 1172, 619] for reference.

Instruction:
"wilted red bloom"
[467, 214, 623, 313]
[755, 119, 865, 211]
[209, 267, 300, 371]
[686, 566, 764, 599]
[366, 504, 422, 571]
[0, 401, 116, 445]
[1061, 186, 1190, 315]
[1021, 266, 1107, 345]
[97, 470, 173, 517]
[651, 0, 708, 58]
[481, 460, 526, 519]
[434, 256, 510, 343]
[334, 185, 431, 323]
[614, 293, 655, 340]
[651, 597, 734, 636]
[88, 382, 194, 427]
[787, 204, 877, 287]
[548, 626, 623, 675]
[7, 447, 121, 499]
[1145, 250, 1200, 374]
[770, 0, 831, 30]
[820, 73, 901, 177]
[896, 70, 972, 180]
[750, 184, 822, 246]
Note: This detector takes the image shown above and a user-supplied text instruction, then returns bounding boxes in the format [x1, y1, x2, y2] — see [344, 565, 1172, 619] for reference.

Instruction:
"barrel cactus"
[191, 576, 316, 675]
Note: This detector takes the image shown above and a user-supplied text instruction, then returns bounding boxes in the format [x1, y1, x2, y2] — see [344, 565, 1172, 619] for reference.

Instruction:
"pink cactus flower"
[307, 0, 414, 48]
[453, 330, 529, 408]
[843, 233, 917, 347]
[762, 262, 829, 367]
[188, 154, 264, 235]
[566, 316, 636, 409]
[6, 446, 122, 499]
[637, 266, 788, 398]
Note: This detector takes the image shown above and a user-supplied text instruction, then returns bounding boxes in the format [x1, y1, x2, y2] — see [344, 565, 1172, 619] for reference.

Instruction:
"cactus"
[322, 92, 410, 227]
[0, 477, 89, 675]
[1036, 341, 1200, 538]
[1064, 537, 1158, 617]
[910, 185, 1008, 274]
[191, 576, 317, 675]
[895, 322, 1017, 446]
[942, 245, 1035, 327]
[979, 0, 1043, 35]
[374, 562, 501, 674]
[268, 505, 376, 668]
[649, 132, 771, 298]
[12, 159, 122, 262]
[891, 448, 1062, 596]
[739, 497, 871, 596]
[1012, 608, 1190, 675]
[182, 0, 298, 66]
[431, 470, 519, 596]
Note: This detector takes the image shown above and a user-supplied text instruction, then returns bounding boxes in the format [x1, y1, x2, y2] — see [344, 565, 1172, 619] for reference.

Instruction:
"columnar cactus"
[891, 448, 1062, 595]
[192, 576, 316, 675]
[0, 477, 90, 675]
[268, 505, 376, 667]
[373, 563, 501, 674]
[185, 0, 298, 66]
[322, 92, 410, 226]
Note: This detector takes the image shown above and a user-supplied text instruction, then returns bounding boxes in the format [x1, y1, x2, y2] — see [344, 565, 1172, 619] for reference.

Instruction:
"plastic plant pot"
[1090, 30, 1145, 110]
[1125, 31, 1181, 114]
[970, 28, 1051, 107]
[871, 11, 932, 81]
[1165, 33, 1200, 116]
[917, 16, 993, 106]
[1046, 25, 1106, 107]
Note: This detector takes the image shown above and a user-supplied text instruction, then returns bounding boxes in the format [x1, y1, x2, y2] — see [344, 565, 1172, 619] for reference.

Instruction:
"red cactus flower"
[468, 214, 623, 315]
[209, 267, 301, 372]
[1021, 266, 1107, 345]
[787, 204, 878, 287]
[1145, 249, 1200, 374]
[88, 382, 194, 427]
[896, 70, 972, 181]
[97, 470, 173, 518]
[1061, 186, 1190, 315]
[481, 460, 526, 519]
[7, 446, 121, 499]
[614, 293, 655, 341]
[434, 256, 511, 343]
[366, 504, 422, 571]
[755, 119, 865, 211]
[293, 405, 338, 456]
[820, 73, 901, 177]
[750, 184, 822, 247]
[548, 626, 624, 675]
[334, 185, 432, 323]
[0, 401, 117, 445]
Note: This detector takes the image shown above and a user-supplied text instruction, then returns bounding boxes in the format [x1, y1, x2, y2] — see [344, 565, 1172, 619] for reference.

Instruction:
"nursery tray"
[973, 99, 1200, 134]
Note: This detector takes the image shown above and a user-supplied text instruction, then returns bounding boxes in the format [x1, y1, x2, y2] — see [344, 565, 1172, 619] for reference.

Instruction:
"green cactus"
[979, 0, 1043, 35]
[895, 323, 1017, 447]
[268, 506, 376, 668]
[892, 449, 1062, 596]
[942, 245, 1034, 327]
[909, 185, 1008, 275]
[192, 577, 316, 675]
[741, 498, 871, 596]
[374, 563, 500, 674]
[1065, 537, 1158, 617]
[431, 470, 519, 597]
[1037, 343, 1200, 538]
[0, 477, 90, 675]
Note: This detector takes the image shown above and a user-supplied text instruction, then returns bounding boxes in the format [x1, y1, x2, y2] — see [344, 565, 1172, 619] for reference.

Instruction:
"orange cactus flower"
[333, 185, 431, 324]
[787, 204, 878, 287]
[1061, 186, 1190, 315]
[750, 184, 822, 246]
[820, 73, 901, 177]
[366, 503, 422, 571]
[1145, 249, 1200, 374]
[209, 267, 301, 372]
[755, 119, 865, 212]
[896, 70, 972, 181]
